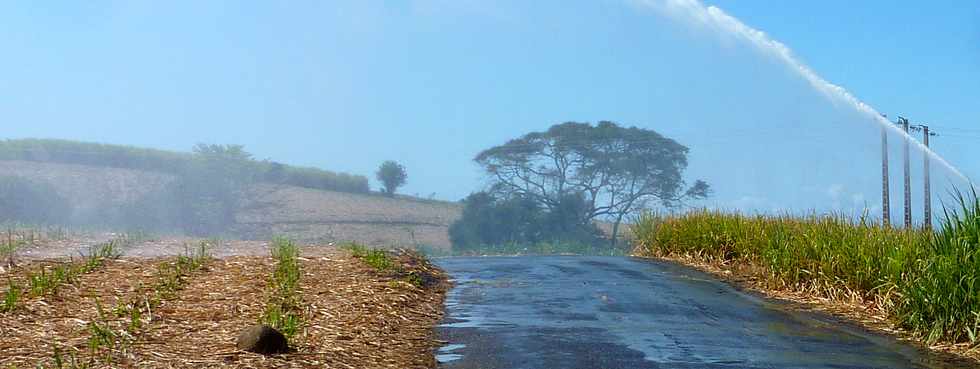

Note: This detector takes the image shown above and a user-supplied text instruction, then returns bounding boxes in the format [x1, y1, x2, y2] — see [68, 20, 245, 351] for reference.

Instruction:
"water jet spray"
[634, 0, 970, 184]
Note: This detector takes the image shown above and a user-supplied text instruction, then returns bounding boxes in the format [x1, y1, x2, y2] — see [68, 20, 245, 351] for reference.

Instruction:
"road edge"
[630, 252, 980, 367]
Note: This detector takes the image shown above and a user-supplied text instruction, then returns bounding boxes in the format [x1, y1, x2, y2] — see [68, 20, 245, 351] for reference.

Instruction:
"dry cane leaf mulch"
[0, 246, 450, 369]
[0, 258, 166, 367]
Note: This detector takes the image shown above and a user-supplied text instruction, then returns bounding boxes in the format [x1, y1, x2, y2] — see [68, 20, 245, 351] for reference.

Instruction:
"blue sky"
[2, 1, 978, 221]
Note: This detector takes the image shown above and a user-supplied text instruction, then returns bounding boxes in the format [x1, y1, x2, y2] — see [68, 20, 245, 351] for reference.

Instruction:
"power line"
[935, 134, 980, 140]
[928, 125, 980, 133]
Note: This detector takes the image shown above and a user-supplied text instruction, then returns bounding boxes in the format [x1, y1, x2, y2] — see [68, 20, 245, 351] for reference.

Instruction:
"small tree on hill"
[376, 160, 407, 196]
[175, 143, 257, 235]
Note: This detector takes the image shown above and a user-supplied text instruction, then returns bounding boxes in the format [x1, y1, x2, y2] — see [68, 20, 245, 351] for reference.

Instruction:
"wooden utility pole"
[899, 117, 912, 228]
[881, 125, 890, 227]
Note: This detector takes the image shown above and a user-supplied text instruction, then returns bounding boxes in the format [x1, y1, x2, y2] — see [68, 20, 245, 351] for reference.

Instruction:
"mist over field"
[4, 2, 980, 368]
[2, 1, 977, 221]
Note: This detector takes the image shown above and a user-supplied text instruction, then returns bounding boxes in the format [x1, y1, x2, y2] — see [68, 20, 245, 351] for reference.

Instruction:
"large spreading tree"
[474, 121, 709, 246]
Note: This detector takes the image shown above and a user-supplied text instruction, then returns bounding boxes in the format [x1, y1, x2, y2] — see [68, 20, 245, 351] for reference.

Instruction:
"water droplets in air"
[632, 0, 969, 223]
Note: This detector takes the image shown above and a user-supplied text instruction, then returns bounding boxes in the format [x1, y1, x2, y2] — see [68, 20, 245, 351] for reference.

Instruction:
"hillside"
[236, 184, 461, 248]
[0, 160, 175, 222]
[0, 138, 370, 194]
[0, 159, 461, 249]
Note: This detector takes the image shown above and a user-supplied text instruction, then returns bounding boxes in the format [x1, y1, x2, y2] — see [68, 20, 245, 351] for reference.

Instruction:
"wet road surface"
[435, 256, 962, 369]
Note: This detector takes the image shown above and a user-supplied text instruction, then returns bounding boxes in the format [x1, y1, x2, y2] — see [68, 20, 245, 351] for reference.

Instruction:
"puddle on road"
[436, 344, 466, 363]
[436, 257, 974, 369]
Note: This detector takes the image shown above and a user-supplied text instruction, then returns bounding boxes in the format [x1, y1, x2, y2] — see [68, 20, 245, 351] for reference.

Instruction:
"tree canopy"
[474, 121, 709, 245]
[448, 191, 602, 252]
[376, 160, 407, 196]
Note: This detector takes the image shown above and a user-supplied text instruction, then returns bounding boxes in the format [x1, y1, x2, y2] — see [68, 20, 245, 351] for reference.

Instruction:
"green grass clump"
[270, 237, 300, 293]
[362, 250, 394, 271]
[1, 228, 32, 257]
[154, 241, 211, 298]
[893, 189, 980, 344]
[80, 239, 125, 273]
[261, 237, 303, 339]
[634, 211, 929, 292]
[344, 243, 389, 269]
[84, 298, 125, 365]
[1, 280, 21, 312]
[75, 241, 212, 366]
[23, 240, 210, 368]
[341, 242, 394, 271]
[632, 191, 980, 347]
[48, 346, 90, 369]
[0, 237, 128, 311]
[28, 266, 73, 296]
[341, 242, 441, 288]
[112, 300, 144, 334]
[262, 302, 302, 340]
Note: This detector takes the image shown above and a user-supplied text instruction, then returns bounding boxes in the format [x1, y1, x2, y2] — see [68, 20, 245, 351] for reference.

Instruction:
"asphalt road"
[435, 256, 964, 369]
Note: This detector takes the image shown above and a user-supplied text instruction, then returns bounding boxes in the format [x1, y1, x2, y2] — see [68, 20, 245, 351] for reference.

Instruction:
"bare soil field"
[0, 160, 461, 249]
[0, 237, 449, 368]
[0, 160, 175, 220]
[236, 184, 461, 249]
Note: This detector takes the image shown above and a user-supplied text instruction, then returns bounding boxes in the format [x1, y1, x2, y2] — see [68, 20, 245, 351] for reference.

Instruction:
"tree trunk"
[610, 214, 624, 248]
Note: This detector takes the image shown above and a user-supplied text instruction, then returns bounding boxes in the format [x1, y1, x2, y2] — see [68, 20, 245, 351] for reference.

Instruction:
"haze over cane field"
[3, 1, 979, 221]
[2, 1, 980, 368]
